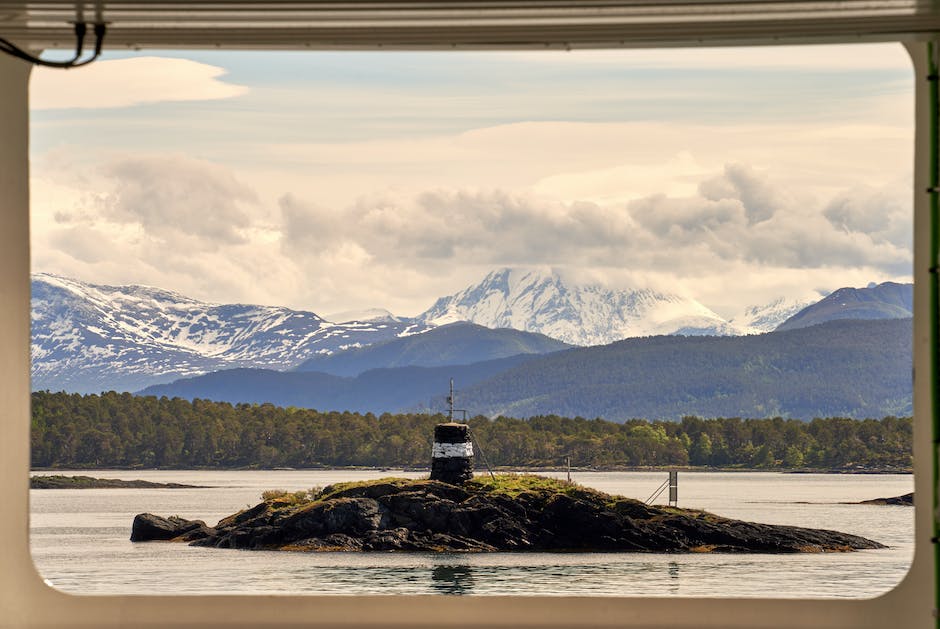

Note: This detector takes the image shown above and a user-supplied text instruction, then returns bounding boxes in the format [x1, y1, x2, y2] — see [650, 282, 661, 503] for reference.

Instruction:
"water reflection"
[431, 561, 475, 595]
[667, 561, 680, 595]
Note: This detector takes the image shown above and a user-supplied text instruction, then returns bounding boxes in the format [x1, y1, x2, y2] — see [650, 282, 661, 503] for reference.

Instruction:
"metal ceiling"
[0, 0, 939, 50]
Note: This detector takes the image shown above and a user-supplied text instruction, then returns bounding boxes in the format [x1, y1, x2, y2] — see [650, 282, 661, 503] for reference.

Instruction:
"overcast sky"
[29, 44, 914, 318]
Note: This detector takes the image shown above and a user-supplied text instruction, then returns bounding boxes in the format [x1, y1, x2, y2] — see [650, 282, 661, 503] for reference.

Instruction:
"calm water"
[30, 470, 914, 598]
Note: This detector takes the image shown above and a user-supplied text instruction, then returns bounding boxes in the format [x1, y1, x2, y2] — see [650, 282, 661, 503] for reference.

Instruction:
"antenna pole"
[448, 378, 455, 421]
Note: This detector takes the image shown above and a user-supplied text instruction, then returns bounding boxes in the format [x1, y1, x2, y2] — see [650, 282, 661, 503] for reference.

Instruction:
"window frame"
[0, 35, 933, 629]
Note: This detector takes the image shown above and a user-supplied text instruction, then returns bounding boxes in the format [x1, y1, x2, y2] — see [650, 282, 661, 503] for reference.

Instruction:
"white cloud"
[239, 118, 911, 213]
[30, 57, 248, 110]
[30, 53, 921, 325]
[273, 164, 910, 312]
[823, 178, 911, 250]
[533, 152, 711, 204]
[100, 155, 259, 245]
[30, 144, 913, 318]
[25, 46, 916, 320]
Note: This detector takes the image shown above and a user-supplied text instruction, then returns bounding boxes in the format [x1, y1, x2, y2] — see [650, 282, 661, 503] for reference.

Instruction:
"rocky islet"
[131, 475, 885, 554]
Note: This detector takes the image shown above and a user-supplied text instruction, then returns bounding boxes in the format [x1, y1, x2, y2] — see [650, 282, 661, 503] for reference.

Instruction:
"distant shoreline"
[30, 465, 912, 475]
[30, 475, 207, 489]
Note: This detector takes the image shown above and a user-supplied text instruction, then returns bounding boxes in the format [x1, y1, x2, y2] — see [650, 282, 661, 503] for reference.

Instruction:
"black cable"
[0, 21, 105, 69]
[467, 427, 496, 480]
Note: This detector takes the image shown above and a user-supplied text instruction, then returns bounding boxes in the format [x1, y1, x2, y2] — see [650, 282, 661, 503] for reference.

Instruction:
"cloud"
[823, 178, 911, 251]
[280, 187, 649, 273]
[30, 57, 248, 110]
[269, 166, 914, 317]
[29, 154, 295, 310]
[279, 163, 911, 288]
[533, 152, 712, 204]
[48, 225, 113, 264]
[30, 145, 913, 318]
[629, 194, 745, 239]
[25, 44, 915, 319]
[699, 164, 784, 224]
[99, 155, 259, 246]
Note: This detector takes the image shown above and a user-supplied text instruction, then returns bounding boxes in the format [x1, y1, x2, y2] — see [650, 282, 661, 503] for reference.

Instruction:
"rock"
[858, 492, 913, 506]
[133, 476, 886, 554]
[32, 475, 205, 489]
[130, 513, 215, 542]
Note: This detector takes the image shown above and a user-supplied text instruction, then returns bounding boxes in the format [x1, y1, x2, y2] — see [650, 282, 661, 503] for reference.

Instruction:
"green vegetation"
[314, 477, 413, 501]
[260, 488, 321, 507]
[30, 391, 912, 471]
[252, 475, 625, 522]
[467, 473, 594, 499]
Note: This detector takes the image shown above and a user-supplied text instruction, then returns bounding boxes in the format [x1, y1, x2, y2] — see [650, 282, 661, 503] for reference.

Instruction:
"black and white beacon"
[430, 422, 474, 484]
[429, 379, 474, 485]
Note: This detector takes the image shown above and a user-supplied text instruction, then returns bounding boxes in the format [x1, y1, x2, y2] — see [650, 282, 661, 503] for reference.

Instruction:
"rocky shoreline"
[32, 475, 205, 489]
[131, 475, 884, 553]
[857, 492, 913, 506]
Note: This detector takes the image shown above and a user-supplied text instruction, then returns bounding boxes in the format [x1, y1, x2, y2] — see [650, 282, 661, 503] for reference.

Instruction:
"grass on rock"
[258, 474, 638, 512]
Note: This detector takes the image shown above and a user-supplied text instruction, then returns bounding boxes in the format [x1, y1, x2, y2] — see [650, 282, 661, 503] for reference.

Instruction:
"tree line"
[30, 391, 912, 471]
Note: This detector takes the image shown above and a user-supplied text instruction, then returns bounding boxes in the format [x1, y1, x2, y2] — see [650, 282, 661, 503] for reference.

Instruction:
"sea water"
[29, 469, 914, 597]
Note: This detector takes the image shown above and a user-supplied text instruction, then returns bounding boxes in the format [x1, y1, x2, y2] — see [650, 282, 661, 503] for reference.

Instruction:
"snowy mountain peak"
[324, 308, 400, 324]
[731, 294, 826, 335]
[33, 272, 207, 310]
[417, 267, 735, 346]
[30, 273, 430, 394]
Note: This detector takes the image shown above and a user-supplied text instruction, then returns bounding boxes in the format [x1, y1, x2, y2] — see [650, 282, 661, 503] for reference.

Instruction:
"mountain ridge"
[31, 273, 431, 393]
[775, 281, 913, 332]
[31, 270, 912, 395]
[139, 318, 911, 421]
[296, 321, 570, 377]
[138, 354, 541, 414]
[457, 318, 911, 421]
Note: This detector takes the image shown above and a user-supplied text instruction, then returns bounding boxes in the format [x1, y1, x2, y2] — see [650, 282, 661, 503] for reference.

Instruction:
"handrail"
[644, 478, 669, 505]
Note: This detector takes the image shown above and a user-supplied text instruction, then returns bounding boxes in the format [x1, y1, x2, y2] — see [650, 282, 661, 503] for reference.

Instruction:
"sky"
[28, 44, 914, 319]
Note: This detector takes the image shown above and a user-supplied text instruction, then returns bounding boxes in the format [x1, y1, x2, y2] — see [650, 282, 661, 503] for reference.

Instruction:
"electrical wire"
[0, 21, 105, 69]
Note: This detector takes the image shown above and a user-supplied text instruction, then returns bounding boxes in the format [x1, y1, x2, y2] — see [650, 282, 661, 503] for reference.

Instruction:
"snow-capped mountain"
[730, 295, 823, 335]
[32, 269, 859, 395]
[417, 267, 736, 346]
[31, 273, 430, 393]
[324, 308, 401, 324]
[775, 281, 912, 332]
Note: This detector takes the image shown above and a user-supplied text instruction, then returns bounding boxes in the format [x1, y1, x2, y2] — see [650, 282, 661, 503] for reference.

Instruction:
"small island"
[858, 492, 914, 506]
[32, 475, 205, 489]
[132, 475, 884, 553]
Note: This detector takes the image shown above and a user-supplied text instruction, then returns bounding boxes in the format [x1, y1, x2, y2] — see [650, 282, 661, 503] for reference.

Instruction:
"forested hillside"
[138, 354, 538, 413]
[31, 391, 911, 470]
[136, 318, 912, 421]
[460, 318, 912, 421]
[295, 322, 569, 376]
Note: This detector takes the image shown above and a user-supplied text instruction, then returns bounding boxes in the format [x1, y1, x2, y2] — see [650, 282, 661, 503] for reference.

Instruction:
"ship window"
[27, 43, 916, 605]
